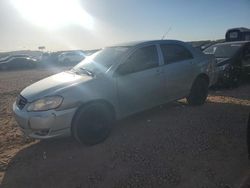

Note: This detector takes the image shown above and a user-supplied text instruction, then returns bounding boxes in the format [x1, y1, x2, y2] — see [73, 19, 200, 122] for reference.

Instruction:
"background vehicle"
[39, 52, 51, 63]
[203, 41, 250, 87]
[0, 55, 38, 70]
[226, 27, 250, 42]
[58, 51, 85, 65]
[13, 40, 217, 145]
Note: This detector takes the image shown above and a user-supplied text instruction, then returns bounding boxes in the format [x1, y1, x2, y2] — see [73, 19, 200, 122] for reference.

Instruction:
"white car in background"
[13, 40, 217, 145]
[58, 51, 85, 65]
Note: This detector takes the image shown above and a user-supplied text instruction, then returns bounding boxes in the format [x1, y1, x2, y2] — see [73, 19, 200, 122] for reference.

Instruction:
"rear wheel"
[72, 104, 113, 145]
[187, 77, 209, 106]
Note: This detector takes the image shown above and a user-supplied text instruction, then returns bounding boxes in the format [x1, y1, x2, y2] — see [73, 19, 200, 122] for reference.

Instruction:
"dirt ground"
[0, 68, 250, 188]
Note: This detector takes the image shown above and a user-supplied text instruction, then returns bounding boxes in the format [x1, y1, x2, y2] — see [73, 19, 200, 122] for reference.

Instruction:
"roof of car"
[227, 27, 250, 32]
[61, 50, 84, 54]
[111, 40, 185, 47]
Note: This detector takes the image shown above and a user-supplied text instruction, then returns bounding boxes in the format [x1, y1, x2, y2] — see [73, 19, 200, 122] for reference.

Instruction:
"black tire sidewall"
[72, 104, 113, 145]
[187, 78, 208, 105]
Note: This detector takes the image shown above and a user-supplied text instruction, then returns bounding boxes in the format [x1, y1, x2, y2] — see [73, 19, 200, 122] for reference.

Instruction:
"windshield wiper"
[70, 68, 94, 77]
[79, 68, 95, 77]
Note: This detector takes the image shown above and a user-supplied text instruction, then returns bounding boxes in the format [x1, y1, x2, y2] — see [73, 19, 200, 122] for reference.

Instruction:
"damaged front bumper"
[13, 102, 77, 139]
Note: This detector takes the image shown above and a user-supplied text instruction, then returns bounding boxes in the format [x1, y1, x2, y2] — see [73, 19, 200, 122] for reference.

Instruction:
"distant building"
[225, 27, 250, 42]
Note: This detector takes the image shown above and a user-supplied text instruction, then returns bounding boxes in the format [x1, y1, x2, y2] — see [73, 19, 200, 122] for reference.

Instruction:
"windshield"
[72, 46, 130, 74]
[204, 43, 243, 58]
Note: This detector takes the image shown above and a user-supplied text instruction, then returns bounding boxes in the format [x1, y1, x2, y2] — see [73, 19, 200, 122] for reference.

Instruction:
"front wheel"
[72, 104, 113, 145]
[186, 77, 209, 106]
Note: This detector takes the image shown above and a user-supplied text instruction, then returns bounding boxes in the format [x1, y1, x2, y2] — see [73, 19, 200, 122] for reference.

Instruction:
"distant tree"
[38, 46, 46, 50]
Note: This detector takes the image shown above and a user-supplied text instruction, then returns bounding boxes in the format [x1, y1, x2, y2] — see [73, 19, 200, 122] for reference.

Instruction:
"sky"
[0, 0, 249, 52]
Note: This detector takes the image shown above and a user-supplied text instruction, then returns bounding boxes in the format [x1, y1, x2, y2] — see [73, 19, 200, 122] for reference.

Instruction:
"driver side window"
[117, 45, 159, 75]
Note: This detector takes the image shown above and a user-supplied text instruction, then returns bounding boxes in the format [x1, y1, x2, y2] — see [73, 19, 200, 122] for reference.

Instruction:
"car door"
[115, 45, 164, 117]
[159, 43, 196, 101]
[242, 44, 250, 74]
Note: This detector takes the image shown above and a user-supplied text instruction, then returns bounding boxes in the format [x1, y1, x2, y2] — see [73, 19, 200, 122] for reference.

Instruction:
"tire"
[71, 104, 113, 145]
[186, 77, 209, 106]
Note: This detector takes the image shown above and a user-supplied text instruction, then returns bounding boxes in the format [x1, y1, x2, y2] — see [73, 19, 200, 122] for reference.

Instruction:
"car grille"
[16, 95, 27, 110]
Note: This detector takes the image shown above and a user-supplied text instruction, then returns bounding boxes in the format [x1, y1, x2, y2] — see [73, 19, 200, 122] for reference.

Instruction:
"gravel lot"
[0, 68, 250, 188]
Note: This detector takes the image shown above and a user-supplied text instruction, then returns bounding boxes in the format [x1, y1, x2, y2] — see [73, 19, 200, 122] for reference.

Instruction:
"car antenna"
[161, 27, 172, 40]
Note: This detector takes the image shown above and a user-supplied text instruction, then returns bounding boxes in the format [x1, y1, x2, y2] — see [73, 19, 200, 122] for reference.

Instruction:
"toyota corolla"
[13, 40, 217, 145]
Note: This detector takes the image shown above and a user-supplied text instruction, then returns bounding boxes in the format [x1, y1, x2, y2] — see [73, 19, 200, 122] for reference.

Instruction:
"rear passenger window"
[160, 44, 193, 64]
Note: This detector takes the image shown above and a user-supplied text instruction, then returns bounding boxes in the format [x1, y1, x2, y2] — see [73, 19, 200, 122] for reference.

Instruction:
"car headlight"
[27, 96, 63, 112]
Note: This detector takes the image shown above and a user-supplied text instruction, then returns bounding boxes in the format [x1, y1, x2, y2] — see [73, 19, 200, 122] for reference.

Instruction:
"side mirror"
[115, 58, 134, 76]
[116, 63, 130, 76]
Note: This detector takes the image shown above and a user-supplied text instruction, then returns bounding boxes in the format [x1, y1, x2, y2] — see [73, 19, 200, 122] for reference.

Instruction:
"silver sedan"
[13, 40, 217, 145]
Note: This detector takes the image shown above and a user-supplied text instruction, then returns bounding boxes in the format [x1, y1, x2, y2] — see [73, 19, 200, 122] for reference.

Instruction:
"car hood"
[21, 71, 93, 102]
